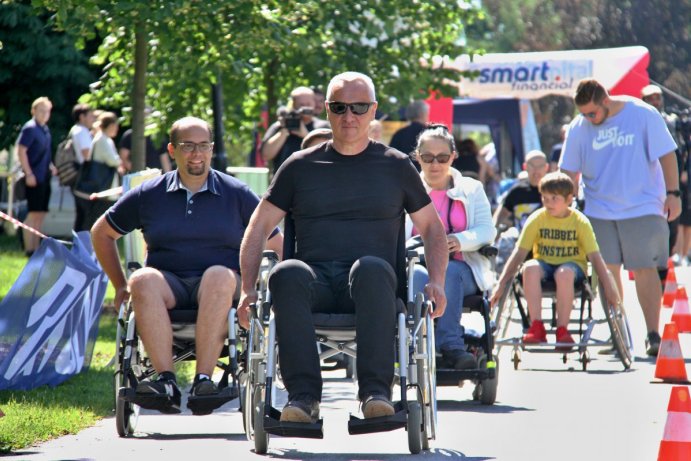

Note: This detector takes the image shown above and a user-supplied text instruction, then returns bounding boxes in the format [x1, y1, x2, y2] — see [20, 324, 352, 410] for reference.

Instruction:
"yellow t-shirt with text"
[517, 208, 599, 273]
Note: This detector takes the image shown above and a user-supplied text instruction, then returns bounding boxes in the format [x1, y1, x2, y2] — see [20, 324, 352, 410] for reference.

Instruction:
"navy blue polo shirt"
[18, 119, 52, 181]
[106, 170, 268, 277]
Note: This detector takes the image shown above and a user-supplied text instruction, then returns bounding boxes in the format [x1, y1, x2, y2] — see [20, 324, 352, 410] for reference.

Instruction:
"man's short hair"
[72, 103, 92, 123]
[326, 72, 376, 101]
[574, 78, 608, 106]
[405, 100, 429, 121]
[539, 171, 574, 198]
[290, 86, 314, 100]
[169, 116, 212, 144]
[31, 96, 52, 111]
[641, 84, 662, 98]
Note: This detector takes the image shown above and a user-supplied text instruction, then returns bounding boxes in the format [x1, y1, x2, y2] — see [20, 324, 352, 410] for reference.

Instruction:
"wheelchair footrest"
[436, 368, 495, 386]
[187, 386, 239, 416]
[263, 408, 324, 439]
[121, 387, 181, 414]
[347, 402, 407, 435]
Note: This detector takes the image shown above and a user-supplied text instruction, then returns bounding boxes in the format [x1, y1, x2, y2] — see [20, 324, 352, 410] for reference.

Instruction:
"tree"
[31, 0, 483, 168]
[0, 0, 96, 154]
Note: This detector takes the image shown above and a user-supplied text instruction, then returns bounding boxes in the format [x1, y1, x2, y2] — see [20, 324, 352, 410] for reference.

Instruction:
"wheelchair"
[242, 217, 437, 455]
[492, 266, 633, 371]
[114, 281, 242, 435]
[112, 171, 242, 436]
[407, 236, 499, 405]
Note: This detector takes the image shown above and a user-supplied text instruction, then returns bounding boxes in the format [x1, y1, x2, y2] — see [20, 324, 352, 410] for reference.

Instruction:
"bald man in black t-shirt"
[239, 72, 448, 424]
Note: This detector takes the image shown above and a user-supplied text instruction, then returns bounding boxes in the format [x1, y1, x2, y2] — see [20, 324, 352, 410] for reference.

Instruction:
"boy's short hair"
[539, 171, 574, 198]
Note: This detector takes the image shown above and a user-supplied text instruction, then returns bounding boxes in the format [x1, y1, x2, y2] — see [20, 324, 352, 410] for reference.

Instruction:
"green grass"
[0, 233, 192, 453]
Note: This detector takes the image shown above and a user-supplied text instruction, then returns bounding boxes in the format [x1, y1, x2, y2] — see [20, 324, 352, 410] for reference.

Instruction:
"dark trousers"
[269, 256, 397, 402]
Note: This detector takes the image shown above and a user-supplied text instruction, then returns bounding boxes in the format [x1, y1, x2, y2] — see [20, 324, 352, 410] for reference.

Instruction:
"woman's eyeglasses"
[327, 102, 374, 115]
[419, 153, 452, 164]
[175, 142, 214, 154]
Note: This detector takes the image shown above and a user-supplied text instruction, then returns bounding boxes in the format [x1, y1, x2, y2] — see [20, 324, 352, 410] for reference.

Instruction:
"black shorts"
[161, 269, 240, 309]
[25, 177, 51, 212]
[162, 271, 202, 309]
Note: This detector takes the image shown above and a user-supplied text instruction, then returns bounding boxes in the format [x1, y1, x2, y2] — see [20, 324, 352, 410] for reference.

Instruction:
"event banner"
[0, 231, 107, 390]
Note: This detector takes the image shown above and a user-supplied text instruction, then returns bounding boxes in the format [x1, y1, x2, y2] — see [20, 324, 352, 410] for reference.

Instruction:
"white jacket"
[406, 167, 497, 291]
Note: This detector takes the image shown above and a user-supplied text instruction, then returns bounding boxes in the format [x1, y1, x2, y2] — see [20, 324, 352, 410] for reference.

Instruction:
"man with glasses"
[91, 116, 282, 415]
[261, 86, 330, 174]
[239, 72, 448, 424]
[559, 78, 680, 357]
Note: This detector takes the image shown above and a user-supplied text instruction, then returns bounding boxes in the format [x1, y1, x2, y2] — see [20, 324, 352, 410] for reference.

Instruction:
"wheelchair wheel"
[414, 294, 436, 448]
[599, 275, 633, 370]
[473, 354, 498, 405]
[115, 313, 139, 437]
[252, 387, 269, 454]
[407, 401, 423, 455]
[492, 282, 515, 343]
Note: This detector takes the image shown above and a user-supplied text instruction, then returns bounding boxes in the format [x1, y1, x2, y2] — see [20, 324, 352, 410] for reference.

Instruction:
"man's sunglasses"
[419, 153, 452, 164]
[327, 101, 374, 115]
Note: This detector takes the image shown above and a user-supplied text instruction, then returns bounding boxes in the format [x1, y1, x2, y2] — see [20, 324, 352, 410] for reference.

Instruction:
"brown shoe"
[280, 396, 320, 423]
[362, 394, 395, 419]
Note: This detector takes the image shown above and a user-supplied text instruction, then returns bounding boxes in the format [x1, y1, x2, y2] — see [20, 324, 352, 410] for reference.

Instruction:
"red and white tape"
[0, 210, 70, 245]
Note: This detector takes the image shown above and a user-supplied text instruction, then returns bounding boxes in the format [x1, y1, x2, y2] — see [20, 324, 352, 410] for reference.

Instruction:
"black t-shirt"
[263, 119, 330, 173]
[266, 141, 431, 266]
[389, 121, 425, 156]
[501, 180, 542, 229]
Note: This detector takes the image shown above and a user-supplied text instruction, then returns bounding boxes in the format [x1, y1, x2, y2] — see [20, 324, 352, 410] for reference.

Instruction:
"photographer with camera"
[261, 86, 330, 173]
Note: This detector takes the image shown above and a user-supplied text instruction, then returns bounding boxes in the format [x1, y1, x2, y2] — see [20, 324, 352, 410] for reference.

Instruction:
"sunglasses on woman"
[419, 153, 452, 164]
[327, 102, 374, 115]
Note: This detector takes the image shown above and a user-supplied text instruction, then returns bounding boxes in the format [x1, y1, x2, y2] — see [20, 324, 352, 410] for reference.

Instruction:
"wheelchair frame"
[113, 263, 242, 436]
[112, 170, 242, 436]
[492, 268, 633, 371]
[242, 250, 438, 455]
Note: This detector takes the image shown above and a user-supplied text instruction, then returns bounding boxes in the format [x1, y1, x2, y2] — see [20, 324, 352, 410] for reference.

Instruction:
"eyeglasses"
[175, 142, 214, 154]
[327, 101, 374, 115]
[419, 153, 452, 164]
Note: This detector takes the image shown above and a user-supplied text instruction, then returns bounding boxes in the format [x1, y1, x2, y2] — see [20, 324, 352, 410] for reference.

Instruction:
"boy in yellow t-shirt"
[490, 172, 619, 349]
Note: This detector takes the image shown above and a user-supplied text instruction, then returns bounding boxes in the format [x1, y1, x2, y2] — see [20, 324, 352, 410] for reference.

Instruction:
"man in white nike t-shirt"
[559, 78, 679, 357]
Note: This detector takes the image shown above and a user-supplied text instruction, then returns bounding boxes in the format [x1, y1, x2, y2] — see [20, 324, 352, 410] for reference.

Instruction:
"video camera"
[279, 107, 314, 131]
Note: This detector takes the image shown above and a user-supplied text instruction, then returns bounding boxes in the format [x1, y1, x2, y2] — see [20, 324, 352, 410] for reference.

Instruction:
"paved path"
[10, 268, 691, 461]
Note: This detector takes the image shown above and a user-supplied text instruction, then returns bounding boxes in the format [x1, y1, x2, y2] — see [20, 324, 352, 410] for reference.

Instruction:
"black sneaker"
[646, 331, 661, 357]
[190, 376, 219, 397]
[442, 349, 477, 370]
[187, 375, 230, 416]
[135, 376, 181, 414]
[280, 395, 320, 423]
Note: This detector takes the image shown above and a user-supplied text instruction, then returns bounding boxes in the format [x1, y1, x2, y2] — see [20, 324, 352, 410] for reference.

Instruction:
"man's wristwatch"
[667, 189, 681, 197]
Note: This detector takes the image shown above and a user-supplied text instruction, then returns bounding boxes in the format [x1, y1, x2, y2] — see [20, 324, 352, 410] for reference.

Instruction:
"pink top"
[413, 189, 468, 261]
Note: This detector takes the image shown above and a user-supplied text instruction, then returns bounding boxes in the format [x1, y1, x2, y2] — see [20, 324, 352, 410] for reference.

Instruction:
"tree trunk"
[131, 22, 148, 172]
[265, 58, 278, 125]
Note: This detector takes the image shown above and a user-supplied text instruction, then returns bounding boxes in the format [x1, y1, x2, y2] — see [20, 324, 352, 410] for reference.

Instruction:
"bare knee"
[522, 261, 542, 283]
[554, 267, 576, 285]
[199, 266, 237, 305]
[129, 267, 167, 295]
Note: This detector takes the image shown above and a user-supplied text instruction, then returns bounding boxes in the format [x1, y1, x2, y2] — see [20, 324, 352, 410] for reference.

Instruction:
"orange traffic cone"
[653, 323, 690, 384]
[672, 287, 691, 333]
[657, 386, 691, 461]
[663, 263, 678, 308]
